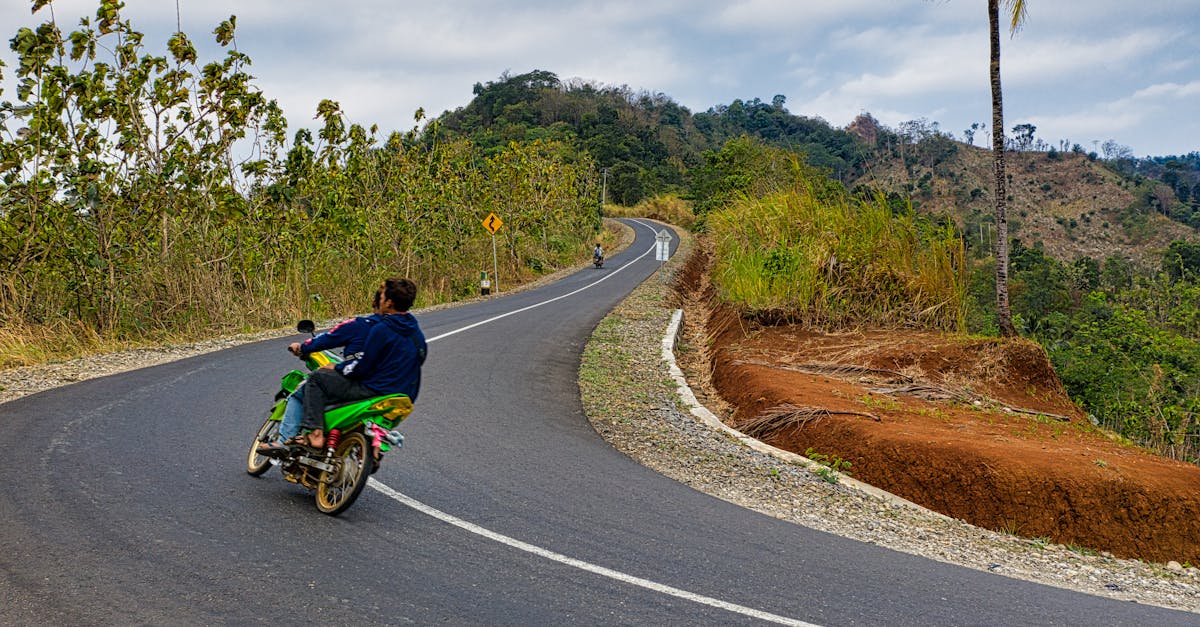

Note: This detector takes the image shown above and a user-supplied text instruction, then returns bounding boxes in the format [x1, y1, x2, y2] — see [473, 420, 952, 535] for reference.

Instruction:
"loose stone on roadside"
[578, 222, 1200, 615]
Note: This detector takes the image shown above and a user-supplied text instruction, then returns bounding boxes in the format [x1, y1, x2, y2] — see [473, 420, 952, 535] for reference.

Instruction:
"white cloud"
[1022, 110, 1145, 142]
[705, 0, 902, 33]
[1004, 30, 1176, 84]
[827, 32, 986, 98]
[2, 0, 1198, 155]
[1131, 81, 1200, 100]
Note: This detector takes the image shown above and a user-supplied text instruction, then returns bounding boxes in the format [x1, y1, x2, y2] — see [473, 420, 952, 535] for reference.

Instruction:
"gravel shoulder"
[579, 221, 1200, 614]
[4, 220, 1199, 614]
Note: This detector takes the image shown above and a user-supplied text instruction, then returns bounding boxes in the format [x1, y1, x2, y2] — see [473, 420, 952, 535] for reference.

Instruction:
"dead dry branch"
[869, 383, 975, 403]
[736, 403, 880, 440]
[733, 359, 913, 384]
[733, 358, 1073, 422]
[870, 384, 1073, 422]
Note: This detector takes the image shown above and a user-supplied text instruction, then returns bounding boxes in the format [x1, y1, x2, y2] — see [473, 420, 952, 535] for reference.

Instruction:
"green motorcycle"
[246, 320, 412, 515]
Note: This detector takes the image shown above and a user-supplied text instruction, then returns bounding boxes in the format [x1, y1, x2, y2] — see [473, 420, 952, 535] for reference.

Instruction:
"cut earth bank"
[677, 240, 1200, 566]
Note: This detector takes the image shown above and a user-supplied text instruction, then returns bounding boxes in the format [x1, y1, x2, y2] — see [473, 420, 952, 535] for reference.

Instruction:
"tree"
[1101, 139, 1133, 161]
[988, 0, 1027, 337]
[1163, 240, 1200, 282]
[1011, 123, 1036, 150]
[963, 122, 984, 146]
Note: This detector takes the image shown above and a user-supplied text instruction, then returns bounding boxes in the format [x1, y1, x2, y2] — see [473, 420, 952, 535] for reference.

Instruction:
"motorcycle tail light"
[371, 396, 413, 422]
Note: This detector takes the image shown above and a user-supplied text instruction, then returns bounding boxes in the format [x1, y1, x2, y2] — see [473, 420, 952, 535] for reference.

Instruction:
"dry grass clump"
[605, 194, 697, 229]
[707, 183, 967, 332]
[735, 403, 879, 440]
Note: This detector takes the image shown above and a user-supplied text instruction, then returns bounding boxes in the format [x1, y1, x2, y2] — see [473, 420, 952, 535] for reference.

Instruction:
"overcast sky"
[3, 1, 1198, 158]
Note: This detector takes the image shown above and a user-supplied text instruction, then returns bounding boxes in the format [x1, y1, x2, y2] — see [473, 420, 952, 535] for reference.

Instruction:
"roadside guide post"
[654, 229, 673, 283]
[655, 229, 673, 266]
[482, 212, 503, 294]
[480, 271, 491, 296]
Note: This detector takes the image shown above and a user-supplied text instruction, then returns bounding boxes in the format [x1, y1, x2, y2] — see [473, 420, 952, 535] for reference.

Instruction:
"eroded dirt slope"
[678, 245, 1200, 565]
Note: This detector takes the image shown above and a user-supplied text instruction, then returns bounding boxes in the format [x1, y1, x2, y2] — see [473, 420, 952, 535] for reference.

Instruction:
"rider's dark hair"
[382, 278, 417, 312]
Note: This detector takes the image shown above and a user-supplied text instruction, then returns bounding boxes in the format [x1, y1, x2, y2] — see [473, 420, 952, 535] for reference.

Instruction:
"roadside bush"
[0, 5, 604, 366]
[707, 179, 967, 331]
[606, 194, 696, 229]
[1048, 293, 1200, 461]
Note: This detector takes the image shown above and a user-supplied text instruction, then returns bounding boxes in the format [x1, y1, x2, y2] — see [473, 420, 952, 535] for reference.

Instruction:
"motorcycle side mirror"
[297, 319, 316, 334]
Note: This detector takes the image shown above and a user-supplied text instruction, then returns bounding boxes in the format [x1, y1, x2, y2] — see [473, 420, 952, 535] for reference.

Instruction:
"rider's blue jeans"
[278, 385, 304, 443]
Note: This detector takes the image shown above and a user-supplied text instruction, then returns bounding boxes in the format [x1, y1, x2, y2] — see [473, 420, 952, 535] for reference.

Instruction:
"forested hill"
[432, 70, 1200, 467]
[431, 69, 868, 204]
[430, 69, 1200, 262]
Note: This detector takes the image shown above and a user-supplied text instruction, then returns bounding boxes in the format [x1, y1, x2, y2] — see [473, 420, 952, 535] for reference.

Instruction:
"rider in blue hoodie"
[296, 278, 427, 449]
[257, 290, 384, 454]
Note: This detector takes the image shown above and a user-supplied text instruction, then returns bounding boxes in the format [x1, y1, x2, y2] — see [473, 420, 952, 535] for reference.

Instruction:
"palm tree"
[989, 0, 1027, 337]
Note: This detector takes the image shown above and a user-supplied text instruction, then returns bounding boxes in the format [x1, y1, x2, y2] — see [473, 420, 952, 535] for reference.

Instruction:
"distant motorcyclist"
[593, 243, 604, 266]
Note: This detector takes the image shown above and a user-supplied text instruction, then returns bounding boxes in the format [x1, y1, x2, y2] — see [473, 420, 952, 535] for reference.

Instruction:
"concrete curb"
[661, 308, 953, 521]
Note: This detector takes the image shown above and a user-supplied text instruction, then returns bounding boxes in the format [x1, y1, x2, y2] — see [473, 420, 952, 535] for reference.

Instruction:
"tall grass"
[0, 137, 603, 368]
[0, 8, 606, 369]
[605, 194, 697, 229]
[708, 183, 967, 331]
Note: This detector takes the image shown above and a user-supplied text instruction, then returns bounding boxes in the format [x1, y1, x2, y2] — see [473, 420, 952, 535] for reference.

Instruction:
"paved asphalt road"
[1, 219, 1194, 625]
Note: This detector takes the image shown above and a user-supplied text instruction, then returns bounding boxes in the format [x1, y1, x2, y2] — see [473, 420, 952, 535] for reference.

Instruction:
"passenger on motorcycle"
[295, 278, 427, 450]
[593, 243, 604, 263]
[256, 289, 385, 454]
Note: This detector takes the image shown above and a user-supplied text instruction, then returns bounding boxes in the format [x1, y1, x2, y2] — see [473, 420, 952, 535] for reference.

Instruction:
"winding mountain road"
[1, 219, 1193, 625]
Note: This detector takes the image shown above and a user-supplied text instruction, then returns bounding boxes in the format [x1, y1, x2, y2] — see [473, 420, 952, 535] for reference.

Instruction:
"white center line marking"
[426, 219, 661, 343]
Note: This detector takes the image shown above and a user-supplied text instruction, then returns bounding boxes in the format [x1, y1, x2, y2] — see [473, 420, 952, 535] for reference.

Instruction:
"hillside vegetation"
[847, 122, 1194, 265]
[704, 151, 965, 331]
[433, 71, 1200, 461]
[0, 11, 608, 366]
[5, 4, 1200, 468]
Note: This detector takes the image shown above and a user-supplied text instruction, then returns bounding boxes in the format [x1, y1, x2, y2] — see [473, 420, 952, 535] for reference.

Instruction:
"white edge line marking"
[661, 310, 950, 520]
[369, 479, 816, 627]
[369, 220, 816, 625]
[425, 218, 660, 343]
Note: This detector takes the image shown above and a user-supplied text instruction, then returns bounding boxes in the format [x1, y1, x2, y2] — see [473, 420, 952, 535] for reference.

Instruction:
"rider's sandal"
[287, 432, 324, 450]
[257, 441, 289, 456]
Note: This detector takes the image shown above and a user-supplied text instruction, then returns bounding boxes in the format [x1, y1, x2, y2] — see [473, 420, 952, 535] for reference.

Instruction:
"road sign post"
[482, 213, 504, 294]
[655, 229, 673, 264]
[654, 229, 674, 283]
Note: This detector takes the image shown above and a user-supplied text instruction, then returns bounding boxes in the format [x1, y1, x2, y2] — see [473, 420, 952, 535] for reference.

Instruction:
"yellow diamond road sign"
[483, 213, 503, 234]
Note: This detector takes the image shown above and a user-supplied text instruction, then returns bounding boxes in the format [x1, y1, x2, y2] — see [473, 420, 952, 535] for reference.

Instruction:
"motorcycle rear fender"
[324, 394, 413, 431]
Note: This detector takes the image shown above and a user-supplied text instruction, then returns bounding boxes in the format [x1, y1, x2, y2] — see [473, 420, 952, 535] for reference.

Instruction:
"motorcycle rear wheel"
[246, 418, 279, 476]
[315, 431, 375, 515]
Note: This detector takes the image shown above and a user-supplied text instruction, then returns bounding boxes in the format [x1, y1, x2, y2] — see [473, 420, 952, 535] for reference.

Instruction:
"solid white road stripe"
[369, 480, 817, 626]
[425, 219, 660, 343]
[372, 220, 816, 624]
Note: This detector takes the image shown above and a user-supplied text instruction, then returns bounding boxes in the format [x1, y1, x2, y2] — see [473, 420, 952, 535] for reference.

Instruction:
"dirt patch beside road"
[679, 244, 1200, 565]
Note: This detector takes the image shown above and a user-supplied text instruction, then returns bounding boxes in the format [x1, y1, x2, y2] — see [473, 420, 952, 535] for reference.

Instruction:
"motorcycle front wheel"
[246, 418, 279, 476]
[315, 431, 375, 516]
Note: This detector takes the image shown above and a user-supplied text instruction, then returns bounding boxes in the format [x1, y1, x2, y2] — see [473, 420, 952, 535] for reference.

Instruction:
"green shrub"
[707, 175, 967, 331]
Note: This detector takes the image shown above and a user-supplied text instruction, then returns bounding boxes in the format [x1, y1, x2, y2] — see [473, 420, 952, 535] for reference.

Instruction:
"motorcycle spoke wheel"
[246, 418, 280, 476]
[315, 431, 375, 516]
